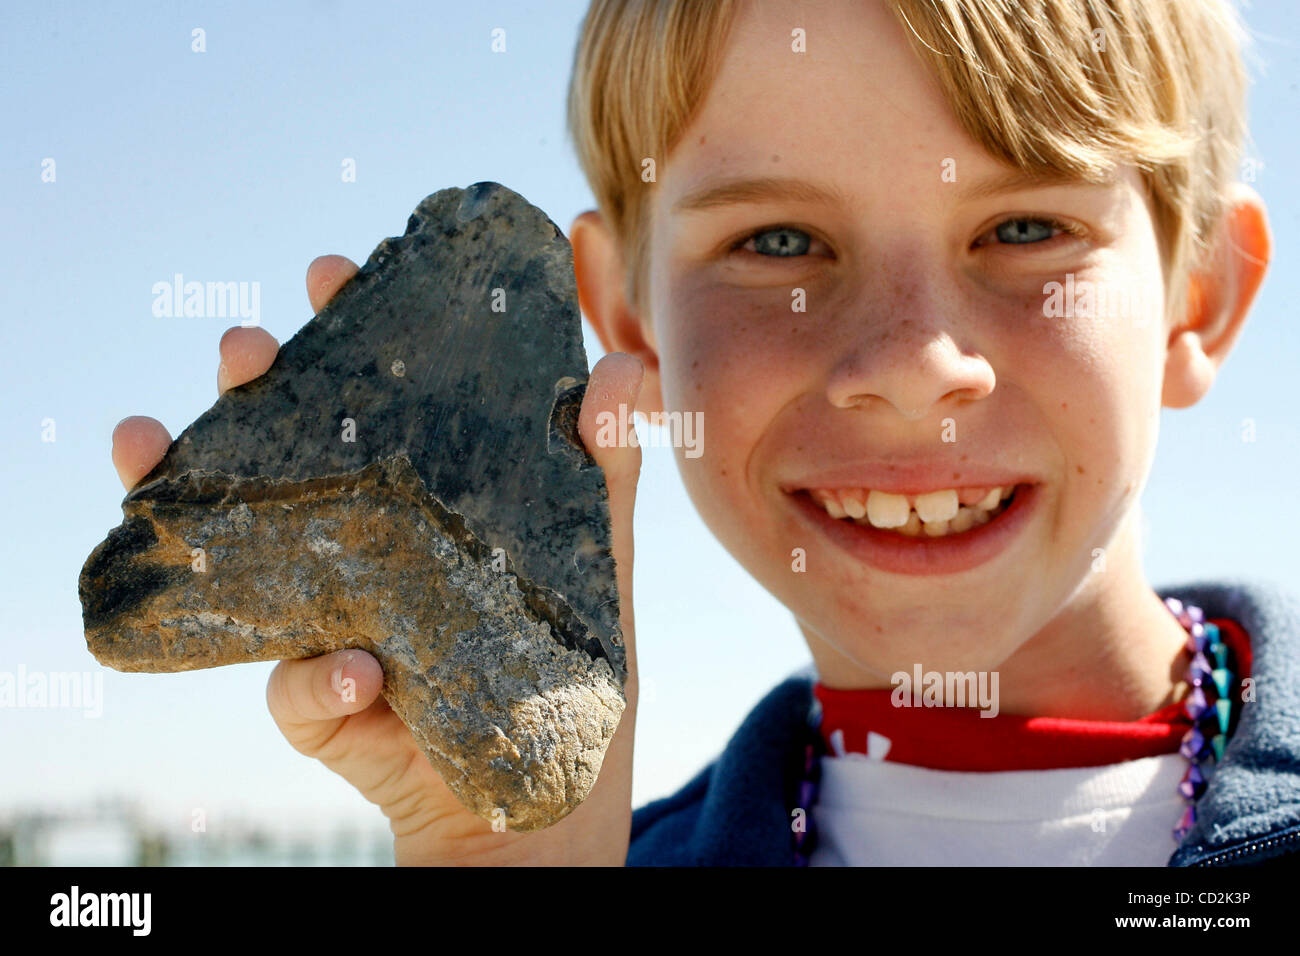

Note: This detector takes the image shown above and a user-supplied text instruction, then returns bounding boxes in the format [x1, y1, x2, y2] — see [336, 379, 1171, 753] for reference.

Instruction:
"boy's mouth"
[785, 481, 1041, 576]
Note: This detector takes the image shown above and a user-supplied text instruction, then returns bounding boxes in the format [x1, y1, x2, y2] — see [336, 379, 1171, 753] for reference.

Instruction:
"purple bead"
[1180, 726, 1206, 760]
[1183, 686, 1209, 721]
[1173, 806, 1196, 843]
[1165, 596, 1184, 616]
[1186, 604, 1204, 624]
[1178, 764, 1206, 800]
[1188, 652, 1213, 686]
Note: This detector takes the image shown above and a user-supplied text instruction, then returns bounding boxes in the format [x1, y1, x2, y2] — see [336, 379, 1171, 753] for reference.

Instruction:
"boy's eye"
[977, 216, 1085, 248]
[997, 218, 1056, 243]
[735, 225, 819, 258]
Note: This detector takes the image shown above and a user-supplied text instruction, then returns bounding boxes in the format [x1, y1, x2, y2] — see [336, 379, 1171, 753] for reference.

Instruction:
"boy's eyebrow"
[670, 169, 1108, 215]
[671, 175, 852, 214]
[956, 168, 1106, 203]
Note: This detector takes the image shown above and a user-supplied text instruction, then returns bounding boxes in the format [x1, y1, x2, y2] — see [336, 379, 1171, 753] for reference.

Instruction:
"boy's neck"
[804, 522, 1191, 722]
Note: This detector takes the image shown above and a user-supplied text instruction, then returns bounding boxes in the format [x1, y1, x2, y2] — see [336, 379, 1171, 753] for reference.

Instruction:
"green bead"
[1216, 698, 1232, 735]
[1211, 643, 1229, 669]
[1202, 622, 1220, 643]
[1212, 668, 1233, 698]
[1211, 734, 1227, 761]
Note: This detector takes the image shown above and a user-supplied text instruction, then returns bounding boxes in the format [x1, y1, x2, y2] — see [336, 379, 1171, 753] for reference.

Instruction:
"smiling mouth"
[786, 479, 1041, 576]
[801, 484, 1026, 538]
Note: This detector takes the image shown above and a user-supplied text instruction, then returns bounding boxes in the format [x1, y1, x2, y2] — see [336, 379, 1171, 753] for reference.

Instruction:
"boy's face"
[637, 0, 1176, 683]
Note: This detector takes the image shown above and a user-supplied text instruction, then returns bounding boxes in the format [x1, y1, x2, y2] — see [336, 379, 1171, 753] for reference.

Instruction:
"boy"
[110, 0, 1298, 865]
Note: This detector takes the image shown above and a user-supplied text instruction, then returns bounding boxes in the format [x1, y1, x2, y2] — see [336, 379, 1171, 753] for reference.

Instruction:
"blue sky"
[1, 0, 1297, 838]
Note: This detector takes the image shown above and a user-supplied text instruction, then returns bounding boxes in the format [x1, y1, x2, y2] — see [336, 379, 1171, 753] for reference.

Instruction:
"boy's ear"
[569, 210, 665, 414]
[1162, 183, 1271, 409]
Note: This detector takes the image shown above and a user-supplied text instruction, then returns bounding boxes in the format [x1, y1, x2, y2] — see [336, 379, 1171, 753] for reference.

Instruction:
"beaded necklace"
[791, 597, 1240, 865]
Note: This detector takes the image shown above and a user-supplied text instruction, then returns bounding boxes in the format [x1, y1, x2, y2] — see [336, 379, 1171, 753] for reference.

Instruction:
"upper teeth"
[810, 485, 1015, 535]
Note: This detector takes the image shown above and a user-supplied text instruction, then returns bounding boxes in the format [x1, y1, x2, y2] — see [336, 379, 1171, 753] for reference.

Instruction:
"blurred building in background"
[0, 796, 394, 866]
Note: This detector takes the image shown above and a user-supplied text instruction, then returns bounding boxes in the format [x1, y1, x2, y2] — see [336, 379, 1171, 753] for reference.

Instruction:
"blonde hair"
[566, 0, 1253, 325]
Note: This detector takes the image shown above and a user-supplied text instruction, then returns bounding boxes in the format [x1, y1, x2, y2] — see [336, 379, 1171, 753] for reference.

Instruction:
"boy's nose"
[824, 318, 996, 420]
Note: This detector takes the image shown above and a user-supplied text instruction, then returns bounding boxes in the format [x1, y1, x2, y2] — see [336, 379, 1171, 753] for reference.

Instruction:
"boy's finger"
[217, 326, 280, 395]
[578, 353, 645, 624]
[306, 255, 360, 313]
[579, 352, 646, 497]
[265, 649, 384, 743]
[111, 416, 172, 490]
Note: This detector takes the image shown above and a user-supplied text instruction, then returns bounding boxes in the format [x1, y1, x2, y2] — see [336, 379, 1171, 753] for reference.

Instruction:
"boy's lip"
[784, 481, 1042, 576]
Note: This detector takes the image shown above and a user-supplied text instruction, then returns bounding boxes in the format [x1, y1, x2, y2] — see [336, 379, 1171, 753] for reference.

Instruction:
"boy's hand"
[110, 254, 644, 865]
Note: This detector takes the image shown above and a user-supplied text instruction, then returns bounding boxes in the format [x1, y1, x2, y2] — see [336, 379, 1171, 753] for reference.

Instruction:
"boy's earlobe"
[569, 210, 665, 414]
[1161, 183, 1271, 410]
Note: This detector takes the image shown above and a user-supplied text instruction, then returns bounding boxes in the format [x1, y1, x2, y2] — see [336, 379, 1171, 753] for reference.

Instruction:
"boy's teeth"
[949, 506, 976, 533]
[865, 490, 910, 528]
[913, 489, 959, 523]
[816, 483, 1021, 537]
[815, 489, 847, 519]
[839, 490, 867, 519]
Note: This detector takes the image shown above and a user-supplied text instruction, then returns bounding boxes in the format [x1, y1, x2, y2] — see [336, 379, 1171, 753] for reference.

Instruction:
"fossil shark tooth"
[78, 182, 626, 832]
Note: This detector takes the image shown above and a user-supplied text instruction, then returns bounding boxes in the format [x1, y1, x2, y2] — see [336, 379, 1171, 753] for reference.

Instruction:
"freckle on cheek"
[1077, 464, 1085, 475]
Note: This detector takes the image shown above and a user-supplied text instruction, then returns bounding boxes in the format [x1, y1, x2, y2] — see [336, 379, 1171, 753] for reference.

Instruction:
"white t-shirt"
[808, 751, 1188, 866]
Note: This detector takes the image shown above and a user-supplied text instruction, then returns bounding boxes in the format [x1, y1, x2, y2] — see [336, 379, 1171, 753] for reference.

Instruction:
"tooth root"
[914, 489, 959, 523]
[950, 507, 975, 533]
[922, 519, 951, 537]
[866, 490, 910, 528]
[976, 486, 1002, 511]
[839, 491, 867, 520]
